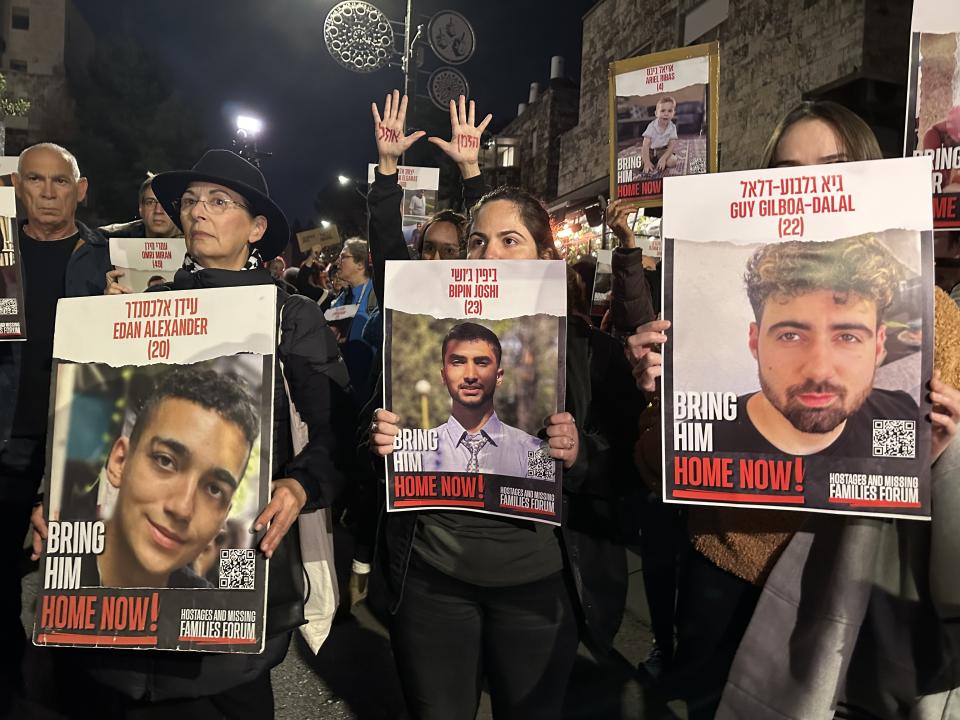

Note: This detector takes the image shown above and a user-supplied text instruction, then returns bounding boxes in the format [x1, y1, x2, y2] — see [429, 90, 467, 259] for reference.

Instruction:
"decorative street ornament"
[323, 0, 395, 73]
[427, 10, 475, 65]
[427, 66, 469, 110]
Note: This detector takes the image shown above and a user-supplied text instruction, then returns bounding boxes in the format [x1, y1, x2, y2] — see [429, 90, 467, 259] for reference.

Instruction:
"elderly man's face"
[180, 181, 265, 270]
[15, 147, 87, 232]
[140, 186, 177, 238]
[749, 289, 886, 434]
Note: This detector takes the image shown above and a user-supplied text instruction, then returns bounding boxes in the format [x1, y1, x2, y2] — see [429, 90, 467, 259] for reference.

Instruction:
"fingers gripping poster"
[34, 285, 277, 652]
[383, 260, 567, 525]
[662, 157, 934, 519]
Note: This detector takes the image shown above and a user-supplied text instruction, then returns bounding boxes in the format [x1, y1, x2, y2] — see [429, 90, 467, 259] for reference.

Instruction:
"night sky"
[73, 0, 597, 226]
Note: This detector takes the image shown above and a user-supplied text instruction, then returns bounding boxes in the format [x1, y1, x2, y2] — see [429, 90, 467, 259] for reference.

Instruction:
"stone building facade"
[0, 0, 93, 152]
[482, 66, 580, 201]
[556, 0, 911, 201]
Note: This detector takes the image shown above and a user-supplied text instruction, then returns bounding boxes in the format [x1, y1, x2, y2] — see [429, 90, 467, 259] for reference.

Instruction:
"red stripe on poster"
[672, 489, 805, 504]
[36, 633, 158, 646]
[178, 636, 259, 644]
[394, 499, 486, 507]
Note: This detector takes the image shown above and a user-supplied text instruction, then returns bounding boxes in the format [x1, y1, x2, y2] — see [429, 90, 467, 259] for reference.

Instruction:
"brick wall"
[557, 0, 910, 196]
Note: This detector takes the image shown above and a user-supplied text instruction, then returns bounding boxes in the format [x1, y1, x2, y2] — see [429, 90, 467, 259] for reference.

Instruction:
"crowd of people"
[2, 87, 960, 720]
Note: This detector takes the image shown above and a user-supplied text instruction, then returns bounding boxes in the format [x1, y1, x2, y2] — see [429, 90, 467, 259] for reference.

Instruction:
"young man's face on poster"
[748, 289, 885, 434]
[106, 397, 250, 586]
[441, 339, 504, 410]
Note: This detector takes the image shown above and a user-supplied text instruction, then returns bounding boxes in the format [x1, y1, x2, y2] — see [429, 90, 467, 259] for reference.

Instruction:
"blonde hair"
[657, 96, 677, 109]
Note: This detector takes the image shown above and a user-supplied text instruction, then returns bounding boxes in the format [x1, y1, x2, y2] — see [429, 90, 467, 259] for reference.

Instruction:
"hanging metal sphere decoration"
[323, 0, 394, 73]
[427, 66, 469, 111]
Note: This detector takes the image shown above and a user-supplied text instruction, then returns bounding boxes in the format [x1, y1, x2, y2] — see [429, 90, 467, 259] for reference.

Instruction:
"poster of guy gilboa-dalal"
[662, 156, 933, 520]
[34, 286, 276, 652]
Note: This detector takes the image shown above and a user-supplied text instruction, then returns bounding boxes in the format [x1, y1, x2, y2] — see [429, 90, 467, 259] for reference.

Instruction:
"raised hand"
[428, 95, 492, 179]
[605, 199, 634, 248]
[372, 89, 426, 174]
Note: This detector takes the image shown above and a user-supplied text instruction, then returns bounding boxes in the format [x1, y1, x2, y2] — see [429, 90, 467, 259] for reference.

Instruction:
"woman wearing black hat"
[59, 149, 355, 718]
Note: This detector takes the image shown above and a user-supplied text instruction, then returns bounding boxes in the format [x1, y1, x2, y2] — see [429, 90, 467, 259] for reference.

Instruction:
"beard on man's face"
[758, 375, 873, 434]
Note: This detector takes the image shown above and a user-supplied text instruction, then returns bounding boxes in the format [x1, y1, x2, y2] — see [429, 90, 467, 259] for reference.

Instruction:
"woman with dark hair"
[417, 208, 467, 260]
[630, 100, 960, 719]
[369, 101, 641, 718]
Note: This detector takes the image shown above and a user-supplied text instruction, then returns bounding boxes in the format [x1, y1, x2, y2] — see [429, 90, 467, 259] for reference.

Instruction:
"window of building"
[498, 145, 515, 168]
[682, 0, 728, 45]
[11, 6, 29, 31]
[9, 59, 26, 72]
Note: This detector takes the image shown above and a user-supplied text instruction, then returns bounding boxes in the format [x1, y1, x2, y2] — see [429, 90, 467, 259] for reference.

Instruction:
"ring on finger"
[370, 420, 379, 434]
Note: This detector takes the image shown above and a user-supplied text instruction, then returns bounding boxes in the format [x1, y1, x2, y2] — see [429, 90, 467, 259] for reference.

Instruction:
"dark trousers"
[0, 437, 43, 715]
[638, 493, 683, 660]
[390, 558, 580, 720]
[668, 545, 761, 720]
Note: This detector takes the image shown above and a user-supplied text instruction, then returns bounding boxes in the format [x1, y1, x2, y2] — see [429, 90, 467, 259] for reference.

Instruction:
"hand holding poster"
[109, 237, 187, 292]
[609, 42, 719, 207]
[383, 260, 566, 524]
[662, 156, 934, 519]
[904, 0, 960, 229]
[34, 285, 276, 652]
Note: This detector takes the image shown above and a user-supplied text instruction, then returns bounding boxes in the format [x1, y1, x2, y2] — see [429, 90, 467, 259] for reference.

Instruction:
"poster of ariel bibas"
[904, 0, 960, 230]
[609, 41, 719, 208]
[383, 260, 566, 524]
[33, 285, 276, 652]
[661, 156, 934, 519]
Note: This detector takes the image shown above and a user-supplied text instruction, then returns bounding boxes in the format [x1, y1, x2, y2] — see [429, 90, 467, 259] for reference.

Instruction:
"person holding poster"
[42, 149, 354, 718]
[1, 142, 109, 711]
[629, 101, 960, 719]
[369, 95, 640, 715]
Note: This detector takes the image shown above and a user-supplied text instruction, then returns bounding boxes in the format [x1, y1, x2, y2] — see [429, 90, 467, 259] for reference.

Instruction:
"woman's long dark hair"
[469, 186, 561, 260]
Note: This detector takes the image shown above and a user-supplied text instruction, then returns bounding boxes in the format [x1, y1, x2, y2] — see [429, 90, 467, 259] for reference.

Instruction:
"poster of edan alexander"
[33, 285, 276, 652]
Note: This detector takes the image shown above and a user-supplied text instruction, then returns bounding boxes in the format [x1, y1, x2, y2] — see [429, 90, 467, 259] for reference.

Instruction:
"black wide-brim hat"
[151, 149, 289, 261]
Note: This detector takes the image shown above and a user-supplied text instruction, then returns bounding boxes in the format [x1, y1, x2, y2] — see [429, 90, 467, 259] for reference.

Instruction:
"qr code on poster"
[872, 419, 916, 458]
[219, 548, 255, 590]
[526, 447, 556, 480]
[689, 157, 706, 174]
[0, 297, 17, 315]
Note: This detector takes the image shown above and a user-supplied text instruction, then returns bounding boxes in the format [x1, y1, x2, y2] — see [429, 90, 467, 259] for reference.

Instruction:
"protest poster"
[33, 285, 276, 652]
[904, 0, 960, 230]
[296, 225, 341, 254]
[383, 260, 566, 524]
[661, 156, 934, 519]
[591, 249, 613, 317]
[0, 186, 24, 340]
[109, 237, 187, 292]
[367, 164, 440, 248]
[609, 41, 719, 208]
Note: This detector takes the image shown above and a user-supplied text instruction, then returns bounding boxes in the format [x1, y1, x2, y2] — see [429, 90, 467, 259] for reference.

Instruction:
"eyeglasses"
[140, 198, 162, 209]
[174, 195, 249, 215]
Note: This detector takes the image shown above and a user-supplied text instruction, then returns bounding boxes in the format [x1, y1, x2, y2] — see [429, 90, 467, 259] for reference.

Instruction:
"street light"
[337, 174, 351, 186]
[232, 113, 271, 167]
[415, 379, 431, 427]
[320, 220, 332, 229]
